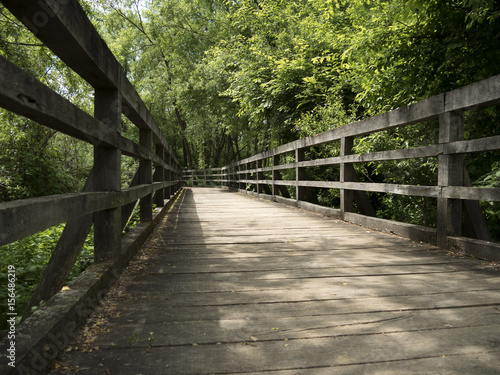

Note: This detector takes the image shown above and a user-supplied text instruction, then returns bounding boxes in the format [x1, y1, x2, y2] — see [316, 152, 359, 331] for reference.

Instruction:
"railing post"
[233, 164, 238, 190]
[239, 164, 243, 190]
[340, 136, 355, 220]
[93, 89, 122, 263]
[234, 164, 239, 190]
[234, 165, 239, 190]
[296, 147, 307, 202]
[166, 153, 172, 197]
[272, 154, 279, 200]
[140, 129, 153, 222]
[437, 111, 464, 248]
[247, 162, 251, 191]
[177, 163, 181, 191]
[154, 144, 165, 207]
[173, 162, 179, 192]
[257, 160, 263, 194]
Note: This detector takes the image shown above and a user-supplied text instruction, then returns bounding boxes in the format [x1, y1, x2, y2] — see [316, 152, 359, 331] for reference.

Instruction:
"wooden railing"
[0, 0, 182, 318]
[184, 75, 500, 261]
[184, 168, 227, 187]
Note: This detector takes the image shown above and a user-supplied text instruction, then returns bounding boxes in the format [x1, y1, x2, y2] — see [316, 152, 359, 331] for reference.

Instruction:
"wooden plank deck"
[52, 187, 500, 374]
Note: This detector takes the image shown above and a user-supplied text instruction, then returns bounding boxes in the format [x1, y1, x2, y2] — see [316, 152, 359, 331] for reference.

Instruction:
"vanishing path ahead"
[53, 187, 500, 374]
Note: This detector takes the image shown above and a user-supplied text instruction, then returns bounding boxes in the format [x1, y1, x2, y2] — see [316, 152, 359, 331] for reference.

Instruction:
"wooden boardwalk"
[53, 187, 500, 374]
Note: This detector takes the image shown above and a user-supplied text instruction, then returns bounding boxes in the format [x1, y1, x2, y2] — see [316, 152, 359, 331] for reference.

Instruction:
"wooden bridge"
[0, 1, 499, 374]
[49, 187, 500, 374]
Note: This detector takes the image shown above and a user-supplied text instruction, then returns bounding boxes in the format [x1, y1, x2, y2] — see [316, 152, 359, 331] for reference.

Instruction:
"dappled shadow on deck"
[51, 187, 500, 374]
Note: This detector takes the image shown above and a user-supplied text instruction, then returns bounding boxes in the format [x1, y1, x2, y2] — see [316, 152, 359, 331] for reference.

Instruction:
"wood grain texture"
[50, 188, 500, 374]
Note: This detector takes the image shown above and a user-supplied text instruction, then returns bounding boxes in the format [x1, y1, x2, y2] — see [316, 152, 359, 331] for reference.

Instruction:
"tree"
[86, 0, 500, 232]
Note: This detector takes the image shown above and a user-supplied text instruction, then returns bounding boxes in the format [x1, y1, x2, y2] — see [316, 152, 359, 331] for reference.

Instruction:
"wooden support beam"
[234, 165, 239, 190]
[247, 162, 252, 190]
[240, 164, 246, 190]
[352, 173, 377, 217]
[121, 169, 140, 230]
[257, 160, 263, 194]
[21, 166, 153, 322]
[341, 137, 355, 219]
[462, 172, 492, 241]
[257, 160, 272, 195]
[437, 111, 465, 248]
[296, 148, 317, 203]
[296, 148, 306, 202]
[272, 155, 291, 199]
[21, 169, 95, 322]
[154, 145, 165, 207]
[93, 89, 122, 263]
[140, 129, 153, 222]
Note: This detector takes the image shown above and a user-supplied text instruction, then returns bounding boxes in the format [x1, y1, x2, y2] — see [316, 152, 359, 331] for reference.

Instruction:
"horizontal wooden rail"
[1, 0, 178, 160]
[184, 74, 500, 262]
[0, 0, 183, 348]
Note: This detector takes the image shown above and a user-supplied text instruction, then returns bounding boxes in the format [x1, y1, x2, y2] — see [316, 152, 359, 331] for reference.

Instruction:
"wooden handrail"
[1, 0, 178, 160]
[184, 74, 500, 261]
[0, 0, 182, 317]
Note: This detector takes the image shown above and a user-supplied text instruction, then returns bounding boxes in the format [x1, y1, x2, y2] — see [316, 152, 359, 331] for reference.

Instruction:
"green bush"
[0, 225, 94, 330]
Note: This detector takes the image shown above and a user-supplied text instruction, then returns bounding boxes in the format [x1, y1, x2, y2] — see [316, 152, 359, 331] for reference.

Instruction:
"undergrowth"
[0, 204, 143, 331]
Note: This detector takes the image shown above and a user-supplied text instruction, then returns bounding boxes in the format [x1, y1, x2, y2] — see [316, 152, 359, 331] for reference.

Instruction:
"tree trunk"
[174, 105, 193, 169]
[234, 136, 242, 160]
[213, 133, 226, 167]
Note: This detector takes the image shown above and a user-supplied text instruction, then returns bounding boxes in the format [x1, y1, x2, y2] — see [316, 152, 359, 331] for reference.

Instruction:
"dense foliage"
[83, 0, 499, 231]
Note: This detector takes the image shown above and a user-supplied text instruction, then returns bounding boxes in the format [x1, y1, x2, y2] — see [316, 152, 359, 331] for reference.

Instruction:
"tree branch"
[111, 4, 154, 44]
[1, 40, 44, 47]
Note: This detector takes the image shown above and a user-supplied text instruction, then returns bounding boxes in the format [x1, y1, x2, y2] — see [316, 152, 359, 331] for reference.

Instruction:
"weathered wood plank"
[49, 188, 500, 375]
[298, 181, 441, 198]
[97, 306, 500, 346]
[0, 56, 174, 169]
[1, 0, 177, 161]
[0, 55, 117, 147]
[442, 186, 500, 201]
[445, 73, 500, 111]
[446, 135, 500, 154]
[0, 192, 116, 246]
[0, 182, 177, 247]
[448, 236, 500, 262]
[244, 179, 499, 203]
[125, 267, 500, 296]
[232, 94, 445, 168]
[53, 326, 500, 374]
[344, 212, 437, 245]
[93, 88, 122, 262]
[344, 144, 442, 163]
